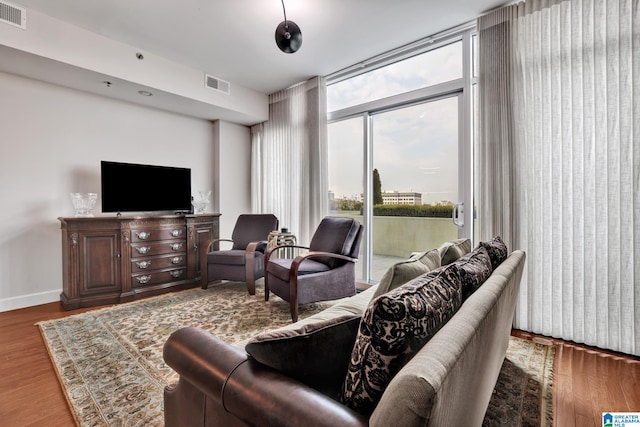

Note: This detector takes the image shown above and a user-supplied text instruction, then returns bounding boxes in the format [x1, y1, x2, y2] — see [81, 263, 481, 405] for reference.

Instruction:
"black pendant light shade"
[275, 0, 302, 53]
[275, 20, 302, 53]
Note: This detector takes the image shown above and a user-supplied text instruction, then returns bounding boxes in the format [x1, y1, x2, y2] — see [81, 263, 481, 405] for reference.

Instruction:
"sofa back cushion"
[341, 264, 463, 416]
[373, 249, 441, 298]
[438, 238, 472, 265]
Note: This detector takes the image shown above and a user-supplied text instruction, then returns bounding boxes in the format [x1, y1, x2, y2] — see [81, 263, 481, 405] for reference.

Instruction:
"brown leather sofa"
[164, 248, 526, 427]
[163, 327, 367, 427]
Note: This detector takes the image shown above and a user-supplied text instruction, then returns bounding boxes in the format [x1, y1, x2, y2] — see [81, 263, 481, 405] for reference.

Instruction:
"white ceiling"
[12, 0, 507, 95]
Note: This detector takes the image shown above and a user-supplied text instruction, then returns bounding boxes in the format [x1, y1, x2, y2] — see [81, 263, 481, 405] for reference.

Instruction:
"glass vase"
[70, 192, 98, 217]
[192, 190, 211, 214]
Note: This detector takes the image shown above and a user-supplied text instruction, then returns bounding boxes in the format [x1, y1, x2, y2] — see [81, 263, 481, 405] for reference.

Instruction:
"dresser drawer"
[131, 254, 187, 273]
[131, 226, 186, 243]
[132, 267, 187, 287]
[131, 239, 186, 257]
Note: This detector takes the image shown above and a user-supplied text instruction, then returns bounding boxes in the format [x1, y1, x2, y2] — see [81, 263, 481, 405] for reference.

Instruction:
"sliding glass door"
[370, 95, 464, 279]
[328, 93, 471, 282]
[328, 116, 365, 279]
[327, 29, 475, 283]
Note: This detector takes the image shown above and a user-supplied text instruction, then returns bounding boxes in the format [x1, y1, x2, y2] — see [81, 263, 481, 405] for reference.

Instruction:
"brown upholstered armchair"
[201, 214, 278, 295]
[264, 216, 364, 321]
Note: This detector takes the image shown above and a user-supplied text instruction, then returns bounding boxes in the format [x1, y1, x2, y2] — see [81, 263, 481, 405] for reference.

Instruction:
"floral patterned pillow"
[341, 264, 463, 416]
[477, 236, 509, 270]
[453, 246, 493, 300]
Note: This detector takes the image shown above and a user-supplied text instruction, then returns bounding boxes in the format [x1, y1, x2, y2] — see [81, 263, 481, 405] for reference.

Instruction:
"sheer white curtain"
[478, 0, 639, 355]
[251, 76, 328, 245]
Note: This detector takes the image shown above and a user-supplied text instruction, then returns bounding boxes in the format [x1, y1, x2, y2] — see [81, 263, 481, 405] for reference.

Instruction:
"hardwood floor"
[0, 302, 95, 426]
[512, 330, 640, 427]
[1, 302, 638, 426]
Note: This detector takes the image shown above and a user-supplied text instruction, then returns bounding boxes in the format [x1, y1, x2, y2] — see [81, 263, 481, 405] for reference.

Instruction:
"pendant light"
[275, 0, 302, 53]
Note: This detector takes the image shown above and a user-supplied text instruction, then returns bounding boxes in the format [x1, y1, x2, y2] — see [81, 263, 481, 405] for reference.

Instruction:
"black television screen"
[101, 161, 192, 213]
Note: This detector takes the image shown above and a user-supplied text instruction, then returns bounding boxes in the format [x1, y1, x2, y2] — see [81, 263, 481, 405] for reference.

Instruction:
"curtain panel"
[478, 0, 639, 355]
[251, 77, 328, 245]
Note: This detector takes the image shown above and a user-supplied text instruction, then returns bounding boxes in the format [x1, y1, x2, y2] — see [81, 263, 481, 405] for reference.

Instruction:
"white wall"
[0, 7, 268, 124]
[214, 121, 253, 238]
[0, 71, 252, 311]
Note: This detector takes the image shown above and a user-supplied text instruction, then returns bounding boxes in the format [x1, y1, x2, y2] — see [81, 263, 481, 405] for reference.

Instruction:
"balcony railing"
[333, 211, 458, 281]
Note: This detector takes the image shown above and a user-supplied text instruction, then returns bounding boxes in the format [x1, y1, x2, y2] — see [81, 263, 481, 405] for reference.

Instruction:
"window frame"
[326, 26, 476, 283]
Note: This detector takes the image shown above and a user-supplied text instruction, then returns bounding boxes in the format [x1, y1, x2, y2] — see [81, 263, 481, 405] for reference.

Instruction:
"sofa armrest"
[164, 327, 368, 427]
[164, 327, 247, 401]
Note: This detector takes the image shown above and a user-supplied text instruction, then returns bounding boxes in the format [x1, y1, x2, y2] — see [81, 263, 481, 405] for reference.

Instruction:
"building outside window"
[381, 191, 422, 205]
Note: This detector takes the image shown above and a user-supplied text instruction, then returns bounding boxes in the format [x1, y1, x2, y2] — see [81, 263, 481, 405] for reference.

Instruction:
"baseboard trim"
[0, 290, 60, 312]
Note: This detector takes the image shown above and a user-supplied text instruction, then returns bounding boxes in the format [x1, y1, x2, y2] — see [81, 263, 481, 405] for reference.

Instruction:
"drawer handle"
[170, 270, 183, 278]
[136, 260, 152, 269]
[170, 243, 183, 251]
[136, 246, 151, 255]
[136, 231, 151, 240]
[136, 275, 151, 284]
[170, 256, 183, 264]
[170, 229, 183, 237]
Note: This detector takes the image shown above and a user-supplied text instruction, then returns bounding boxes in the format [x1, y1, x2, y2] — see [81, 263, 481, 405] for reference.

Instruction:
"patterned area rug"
[38, 281, 555, 427]
[38, 280, 337, 426]
[483, 336, 555, 427]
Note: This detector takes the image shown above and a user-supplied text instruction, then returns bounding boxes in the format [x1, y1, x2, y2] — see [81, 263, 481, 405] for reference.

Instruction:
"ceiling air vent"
[0, 1, 26, 29]
[205, 74, 230, 95]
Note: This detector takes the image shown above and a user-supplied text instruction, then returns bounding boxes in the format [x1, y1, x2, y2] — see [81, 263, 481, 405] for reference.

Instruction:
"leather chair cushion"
[373, 249, 441, 298]
[230, 214, 278, 250]
[267, 258, 330, 282]
[245, 314, 361, 399]
[341, 263, 463, 416]
[437, 238, 472, 265]
[476, 235, 509, 270]
[208, 249, 257, 266]
[308, 217, 361, 268]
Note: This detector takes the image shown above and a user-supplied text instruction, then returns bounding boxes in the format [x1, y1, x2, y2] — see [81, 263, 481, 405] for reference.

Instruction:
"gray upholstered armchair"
[201, 214, 279, 295]
[264, 216, 364, 322]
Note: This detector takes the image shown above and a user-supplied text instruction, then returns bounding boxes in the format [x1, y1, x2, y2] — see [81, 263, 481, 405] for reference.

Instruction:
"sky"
[327, 41, 463, 205]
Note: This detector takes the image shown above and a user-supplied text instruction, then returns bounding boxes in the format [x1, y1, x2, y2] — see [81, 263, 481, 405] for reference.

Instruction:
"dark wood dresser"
[58, 214, 220, 309]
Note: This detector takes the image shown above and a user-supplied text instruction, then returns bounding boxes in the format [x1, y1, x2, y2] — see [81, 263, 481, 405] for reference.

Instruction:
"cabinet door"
[78, 231, 121, 295]
[187, 216, 219, 280]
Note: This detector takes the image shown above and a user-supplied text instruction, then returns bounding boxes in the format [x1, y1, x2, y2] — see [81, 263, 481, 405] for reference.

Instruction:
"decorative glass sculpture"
[70, 193, 98, 217]
[192, 190, 211, 214]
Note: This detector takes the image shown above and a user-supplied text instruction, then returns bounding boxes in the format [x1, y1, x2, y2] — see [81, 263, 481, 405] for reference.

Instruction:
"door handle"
[452, 202, 464, 227]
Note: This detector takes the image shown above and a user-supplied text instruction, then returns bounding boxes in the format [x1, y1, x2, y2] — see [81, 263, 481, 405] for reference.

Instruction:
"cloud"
[327, 41, 463, 205]
[328, 41, 462, 111]
[329, 97, 458, 203]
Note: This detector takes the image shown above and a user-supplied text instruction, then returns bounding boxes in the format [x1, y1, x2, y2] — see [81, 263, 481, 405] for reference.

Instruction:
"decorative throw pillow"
[373, 249, 441, 298]
[453, 247, 493, 300]
[245, 314, 361, 398]
[341, 264, 463, 416]
[438, 238, 472, 265]
[477, 236, 508, 270]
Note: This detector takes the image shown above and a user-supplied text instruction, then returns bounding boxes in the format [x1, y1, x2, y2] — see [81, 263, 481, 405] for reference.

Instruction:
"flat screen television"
[101, 161, 192, 213]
